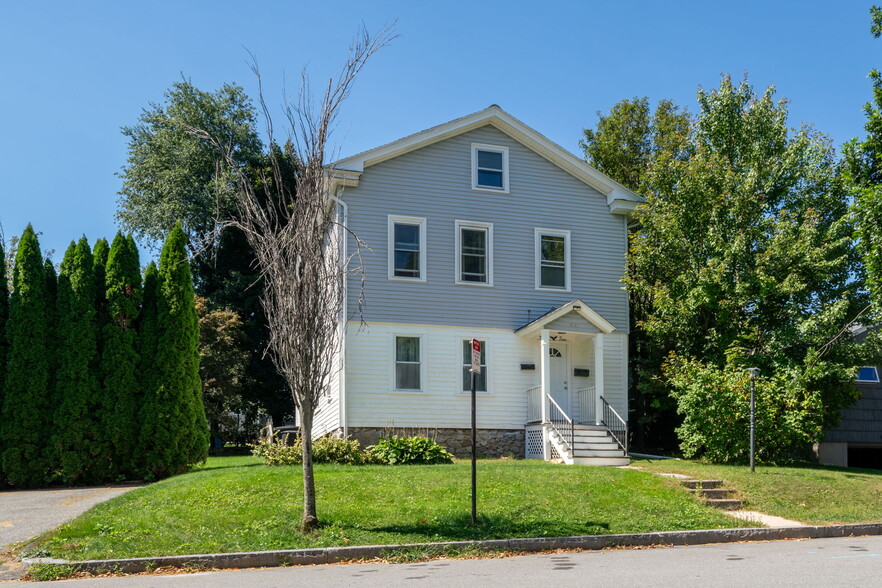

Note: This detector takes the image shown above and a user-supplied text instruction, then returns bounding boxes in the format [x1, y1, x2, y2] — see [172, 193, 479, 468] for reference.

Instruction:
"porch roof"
[514, 299, 616, 337]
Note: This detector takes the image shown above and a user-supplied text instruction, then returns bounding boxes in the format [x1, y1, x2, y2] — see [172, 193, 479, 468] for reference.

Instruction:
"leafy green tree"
[53, 238, 101, 484]
[1, 226, 52, 486]
[582, 97, 691, 450]
[118, 81, 290, 426]
[100, 233, 142, 478]
[117, 80, 262, 248]
[195, 296, 251, 444]
[847, 6, 882, 307]
[588, 76, 864, 462]
[140, 224, 208, 477]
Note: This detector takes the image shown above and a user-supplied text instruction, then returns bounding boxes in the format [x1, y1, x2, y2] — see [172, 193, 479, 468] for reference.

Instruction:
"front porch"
[516, 299, 629, 465]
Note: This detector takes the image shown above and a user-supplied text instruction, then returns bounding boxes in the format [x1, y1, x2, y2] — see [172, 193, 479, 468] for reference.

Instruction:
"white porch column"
[594, 333, 605, 426]
[540, 329, 551, 460]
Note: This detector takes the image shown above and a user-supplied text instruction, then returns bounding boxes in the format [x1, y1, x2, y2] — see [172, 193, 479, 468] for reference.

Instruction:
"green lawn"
[635, 458, 882, 525]
[30, 457, 744, 561]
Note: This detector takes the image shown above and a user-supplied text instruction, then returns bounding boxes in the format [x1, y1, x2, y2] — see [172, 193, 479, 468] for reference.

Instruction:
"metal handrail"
[600, 395, 628, 453]
[546, 393, 574, 455]
[526, 386, 542, 423]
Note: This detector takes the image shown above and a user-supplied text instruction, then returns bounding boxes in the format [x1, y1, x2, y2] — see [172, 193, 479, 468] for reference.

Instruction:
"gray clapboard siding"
[341, 125, 629, 333]
[825, 382, 882, 443]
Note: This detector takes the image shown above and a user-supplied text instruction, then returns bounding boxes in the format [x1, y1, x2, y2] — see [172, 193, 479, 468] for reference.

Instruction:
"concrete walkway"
[0, 485, 140, 581]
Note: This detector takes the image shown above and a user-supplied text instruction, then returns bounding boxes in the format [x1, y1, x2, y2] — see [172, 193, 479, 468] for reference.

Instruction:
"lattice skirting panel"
[525, 427, 544, 459]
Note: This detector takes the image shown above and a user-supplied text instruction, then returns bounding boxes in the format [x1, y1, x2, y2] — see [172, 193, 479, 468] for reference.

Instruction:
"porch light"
[573, 305, 581, 311]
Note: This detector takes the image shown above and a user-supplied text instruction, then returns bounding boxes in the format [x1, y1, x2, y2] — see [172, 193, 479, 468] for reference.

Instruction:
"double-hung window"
[395, 336, 422, 390]
[535, 228, 571, 291]
[455, 220, 493, 285]
[471, 143, 509, 192]
[388, 216, 427, 281]
[462, 340, 487, 392]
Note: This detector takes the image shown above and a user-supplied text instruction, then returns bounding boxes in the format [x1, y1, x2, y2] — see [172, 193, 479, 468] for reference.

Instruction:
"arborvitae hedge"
[54, 239, 101, 484]
[0, 242, 8, 436]
[1, 226, 208, 487]
[136, 261, 160, 475]
[141, 224, 208, 477]
[101, 233, 142, 478]
[1, 226, 52, 487]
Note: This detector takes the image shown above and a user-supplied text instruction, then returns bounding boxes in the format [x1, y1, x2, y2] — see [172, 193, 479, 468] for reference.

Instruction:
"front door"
[549, 344, 569, 416]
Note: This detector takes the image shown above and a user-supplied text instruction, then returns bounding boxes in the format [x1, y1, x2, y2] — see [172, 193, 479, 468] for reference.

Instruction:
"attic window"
[856, 366, 879, 383]
[472, 144, 509, 192]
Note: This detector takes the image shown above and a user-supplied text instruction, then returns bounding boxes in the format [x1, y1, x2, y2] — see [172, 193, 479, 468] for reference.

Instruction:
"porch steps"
[680, 479, 743, 510]
[550, 424, 629, 466]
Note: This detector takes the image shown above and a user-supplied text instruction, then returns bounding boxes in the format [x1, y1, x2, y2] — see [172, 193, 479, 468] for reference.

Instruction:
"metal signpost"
[470, 338, 481, 525]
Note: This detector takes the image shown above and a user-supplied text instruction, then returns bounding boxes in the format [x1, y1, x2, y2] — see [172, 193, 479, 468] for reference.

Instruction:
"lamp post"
[746, 368, 760, 472]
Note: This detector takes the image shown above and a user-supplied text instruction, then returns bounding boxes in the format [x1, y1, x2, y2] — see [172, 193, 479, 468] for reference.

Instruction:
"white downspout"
[328, 191, 348, 438]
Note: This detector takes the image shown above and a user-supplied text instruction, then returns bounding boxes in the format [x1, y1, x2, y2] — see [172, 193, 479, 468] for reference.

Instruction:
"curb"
[22, 522, 882, 575]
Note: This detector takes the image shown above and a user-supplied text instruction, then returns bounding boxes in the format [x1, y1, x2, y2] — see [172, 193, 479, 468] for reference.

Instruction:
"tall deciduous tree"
[847, 6, 882, 307]
[1, 225, 52, 486]
[587, 76, 865, 462]
[198, 27, 391, 530]
[140, 224, 207, 477]
[582, 97, 691, 450]
[117, 83, 290, 426]
[53, 238, 101, 484]
[101, 233, 142, 478]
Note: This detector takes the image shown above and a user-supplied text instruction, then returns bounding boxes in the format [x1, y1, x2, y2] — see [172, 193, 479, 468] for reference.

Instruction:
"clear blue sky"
[1, 0, 878, 260]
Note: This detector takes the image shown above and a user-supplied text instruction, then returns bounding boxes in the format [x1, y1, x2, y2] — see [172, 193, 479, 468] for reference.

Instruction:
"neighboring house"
[816, 326, 882, 469]
[316, 105, 642, 465]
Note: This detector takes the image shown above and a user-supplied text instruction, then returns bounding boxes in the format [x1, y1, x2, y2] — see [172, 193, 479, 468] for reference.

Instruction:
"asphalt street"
[30, 534, 882, 587]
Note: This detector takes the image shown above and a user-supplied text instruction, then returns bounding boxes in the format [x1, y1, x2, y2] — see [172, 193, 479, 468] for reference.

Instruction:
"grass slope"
[32, 457, 742, 561]
[636, 459, 882, 525]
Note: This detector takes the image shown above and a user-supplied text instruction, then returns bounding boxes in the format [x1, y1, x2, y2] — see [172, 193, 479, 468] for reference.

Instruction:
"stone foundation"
[345, 427, 524, 458]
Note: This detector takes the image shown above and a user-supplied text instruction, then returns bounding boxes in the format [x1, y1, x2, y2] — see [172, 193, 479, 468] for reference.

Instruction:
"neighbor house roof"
[328, 105, 644, 215]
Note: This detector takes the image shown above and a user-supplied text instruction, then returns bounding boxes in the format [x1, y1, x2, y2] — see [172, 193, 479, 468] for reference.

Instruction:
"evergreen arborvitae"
[93, 238, 110, 355]
[0, 242, 8, 480]
[140, 224, 208, 478]
[53, 239, 101, 484]
[1, 226, 52, 486]
[101, 233, 142, 479]
[0, 243, 8, 391]
[135, 261, 160, 475]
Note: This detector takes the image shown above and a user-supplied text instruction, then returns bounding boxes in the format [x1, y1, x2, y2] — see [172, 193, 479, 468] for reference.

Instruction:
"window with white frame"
[388, 216, 426, 281]
[462, 340, 487, 392]
[535, 228, 571, 290]
[471, 144, 509, 192]
[456, 220, 493, 285]
[856, 366, 879, 383]
[395, 336, 422, 390]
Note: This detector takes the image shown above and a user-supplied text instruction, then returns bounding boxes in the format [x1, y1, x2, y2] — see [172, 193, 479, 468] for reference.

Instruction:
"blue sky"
[0, 1, 878, 259]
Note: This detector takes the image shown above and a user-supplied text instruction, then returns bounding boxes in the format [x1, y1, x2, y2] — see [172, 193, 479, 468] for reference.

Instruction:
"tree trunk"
[299, 398, 319, 531]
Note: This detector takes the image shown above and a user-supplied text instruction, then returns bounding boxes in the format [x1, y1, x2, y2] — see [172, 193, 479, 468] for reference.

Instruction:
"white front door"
[549, 344, 569, 416]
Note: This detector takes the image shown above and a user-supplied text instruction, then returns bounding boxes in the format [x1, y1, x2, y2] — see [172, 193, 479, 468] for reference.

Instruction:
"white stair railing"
[526, 386, 542, 423]
[577, 386, 596, 423]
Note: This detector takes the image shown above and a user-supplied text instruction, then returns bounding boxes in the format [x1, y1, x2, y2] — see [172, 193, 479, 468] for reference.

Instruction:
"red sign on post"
[471, 339, 481, 374]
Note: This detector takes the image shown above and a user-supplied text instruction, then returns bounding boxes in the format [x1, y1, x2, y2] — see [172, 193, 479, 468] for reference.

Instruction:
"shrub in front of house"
[367, 435, 454, 465]
[251, 434, 454, 466]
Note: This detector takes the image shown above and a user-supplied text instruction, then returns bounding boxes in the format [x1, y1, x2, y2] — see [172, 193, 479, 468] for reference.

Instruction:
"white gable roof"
[515, 299, 617, 337]
[328, 105, 644, 215]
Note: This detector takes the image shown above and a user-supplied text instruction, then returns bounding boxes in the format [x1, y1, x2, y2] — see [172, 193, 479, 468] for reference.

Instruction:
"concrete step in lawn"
[680, 479, 743, 510]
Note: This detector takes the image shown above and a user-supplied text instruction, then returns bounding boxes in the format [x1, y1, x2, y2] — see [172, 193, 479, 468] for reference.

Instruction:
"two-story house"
[316, 105, 642, 465]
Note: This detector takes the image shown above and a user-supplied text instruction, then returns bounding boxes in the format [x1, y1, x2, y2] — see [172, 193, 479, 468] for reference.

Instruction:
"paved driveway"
[0, 485, 140, 550]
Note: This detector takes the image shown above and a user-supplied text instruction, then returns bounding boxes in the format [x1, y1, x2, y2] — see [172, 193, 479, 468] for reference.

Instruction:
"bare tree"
[198, 26, 394, 531]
